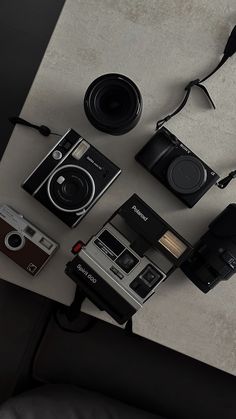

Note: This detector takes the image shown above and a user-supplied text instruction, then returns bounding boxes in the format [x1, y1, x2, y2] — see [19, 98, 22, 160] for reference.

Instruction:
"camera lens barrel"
[84, 73, 142, 135]
[5, 231, 25, 251]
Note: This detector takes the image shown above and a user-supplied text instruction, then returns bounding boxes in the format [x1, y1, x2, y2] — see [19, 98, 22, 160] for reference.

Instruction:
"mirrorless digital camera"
[0, 205, 58, 276]
[22, 129, 121, 227]
[136, 127, 219, 208]
[65, 194, 192, 324]
[181, 203, 236, 293]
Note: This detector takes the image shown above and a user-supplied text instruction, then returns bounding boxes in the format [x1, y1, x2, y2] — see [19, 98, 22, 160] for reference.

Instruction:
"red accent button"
[72, 241, 84, 255]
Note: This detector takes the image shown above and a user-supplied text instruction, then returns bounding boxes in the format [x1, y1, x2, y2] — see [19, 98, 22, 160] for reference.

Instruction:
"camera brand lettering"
[179, 143, 191, 154]
[132, 205, 148, 221]
[86, 156, 102, 171]
[76, 263, 97, 284]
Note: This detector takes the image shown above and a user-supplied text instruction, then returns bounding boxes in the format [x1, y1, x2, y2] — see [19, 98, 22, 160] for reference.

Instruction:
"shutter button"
[52, 150, 63, 160]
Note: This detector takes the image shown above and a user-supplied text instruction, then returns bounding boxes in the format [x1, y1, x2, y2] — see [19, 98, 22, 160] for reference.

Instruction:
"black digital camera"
[22, 129, 121, 228]
[65, 194, 192, 324]
[181, 203, 236, 293]
[136, 127, 219, 208]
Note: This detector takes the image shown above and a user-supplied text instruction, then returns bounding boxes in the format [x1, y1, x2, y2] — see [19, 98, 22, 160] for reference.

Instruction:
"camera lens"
[141, 265, 162, 287]
[5, 231, 25, 251]
[116, 249, 139, 273]
[48, 165, 95, 212]
[143, 270, 156, 283]
[167, 155, 207, 194]
[84, 73, 142, 135]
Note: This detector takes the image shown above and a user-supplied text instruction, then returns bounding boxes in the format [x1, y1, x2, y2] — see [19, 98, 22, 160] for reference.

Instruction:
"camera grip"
[135, 130, 173, 171]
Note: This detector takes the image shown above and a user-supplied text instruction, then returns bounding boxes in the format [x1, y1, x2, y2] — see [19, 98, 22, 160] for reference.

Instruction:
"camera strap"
[9, 116, 61, 137]
[156, 25, 236, 130]
[217, 170, 236, 189]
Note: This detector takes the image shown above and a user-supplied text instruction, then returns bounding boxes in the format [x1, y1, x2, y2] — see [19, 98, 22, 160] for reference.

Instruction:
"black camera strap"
[9, 116, 61, 137]
[156, 25, 236, 130]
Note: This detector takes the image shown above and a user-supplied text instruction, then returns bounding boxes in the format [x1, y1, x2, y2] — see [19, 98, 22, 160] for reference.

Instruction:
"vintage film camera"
[65, 194, 192, 324]
[0, 205, 58, 276]
[22, 129, 121, 227]
[136, 127, 219, 208]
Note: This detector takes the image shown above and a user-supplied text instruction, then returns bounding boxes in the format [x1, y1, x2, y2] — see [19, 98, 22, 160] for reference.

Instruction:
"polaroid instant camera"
[65, 194, 192, 324]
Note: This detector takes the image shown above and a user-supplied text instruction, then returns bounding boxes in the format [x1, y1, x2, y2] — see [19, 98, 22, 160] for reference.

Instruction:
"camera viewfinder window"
[39, 237, 53, 250]
[159, 231, 187, 259]
[24, 226, 36, 237]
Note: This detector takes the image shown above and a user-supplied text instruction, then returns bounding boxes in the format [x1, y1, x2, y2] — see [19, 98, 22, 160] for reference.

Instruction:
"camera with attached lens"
[22, 129, 121, 228]
[136, 127, 219, 208]
[0, 205, 58, 276]
[65, 194, 192, 324]
[181, 203, 236, 292]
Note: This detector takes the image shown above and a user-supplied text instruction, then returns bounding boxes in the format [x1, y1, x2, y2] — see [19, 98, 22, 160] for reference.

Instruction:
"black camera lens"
[116, 249, 139, 273]
[167, 155, 207, 195]
[141, 265, 162, 287]
[84, 73, 142, 135]
[143, 270, 156, 283]
[48, 165, 95, 212]
[5, 232, 25, 251]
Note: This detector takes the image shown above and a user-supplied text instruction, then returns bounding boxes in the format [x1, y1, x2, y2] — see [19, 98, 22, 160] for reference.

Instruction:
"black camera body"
[65, 194, 192, 324]
[181, 204, 236, 293]
[136, 127, 219, 208]
[22, 129, 121, 228]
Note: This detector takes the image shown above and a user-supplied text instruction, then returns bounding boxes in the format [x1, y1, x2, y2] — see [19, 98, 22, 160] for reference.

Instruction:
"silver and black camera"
[65, 194, 192, 324]
[0, 205, 58, 276]
[22, 129, 121, 227]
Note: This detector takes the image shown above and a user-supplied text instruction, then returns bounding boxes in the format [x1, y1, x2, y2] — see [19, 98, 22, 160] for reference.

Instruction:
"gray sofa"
[0, 280, 236, 419]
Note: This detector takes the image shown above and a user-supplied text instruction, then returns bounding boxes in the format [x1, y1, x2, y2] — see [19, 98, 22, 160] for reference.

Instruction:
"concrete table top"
[0, 0, 236, 374]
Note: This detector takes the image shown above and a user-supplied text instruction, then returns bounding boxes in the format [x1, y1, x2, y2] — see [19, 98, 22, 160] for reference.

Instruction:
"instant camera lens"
[141, 265, 162, 287]
[47, 165, 95, 213]
[116, 249, 139, 273]
[84, 73, 142, 135]
[5, 231, 25, 251]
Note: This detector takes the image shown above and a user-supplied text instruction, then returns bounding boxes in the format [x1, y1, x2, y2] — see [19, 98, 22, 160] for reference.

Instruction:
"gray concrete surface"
[0, 0, 236, 374]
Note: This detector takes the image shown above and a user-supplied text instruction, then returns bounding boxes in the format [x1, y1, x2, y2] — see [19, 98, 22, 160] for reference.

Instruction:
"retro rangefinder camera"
[0, 205, 58, 276]
[22, 129, 121, 227]
[65, 194, 192, 324]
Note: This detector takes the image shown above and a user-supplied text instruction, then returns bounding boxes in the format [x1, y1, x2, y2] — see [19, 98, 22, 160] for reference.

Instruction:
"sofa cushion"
[33, 314, 236, 419]
[0, 384, 162, 419]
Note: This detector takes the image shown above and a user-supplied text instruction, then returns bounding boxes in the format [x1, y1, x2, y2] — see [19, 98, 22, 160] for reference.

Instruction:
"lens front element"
[48, 165, 95, 213]
[5, 231, 25, 251]
[84, 73, 142, 135]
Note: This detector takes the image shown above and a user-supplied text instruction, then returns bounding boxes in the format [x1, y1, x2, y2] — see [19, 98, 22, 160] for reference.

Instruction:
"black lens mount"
[84, 73, 142, 135]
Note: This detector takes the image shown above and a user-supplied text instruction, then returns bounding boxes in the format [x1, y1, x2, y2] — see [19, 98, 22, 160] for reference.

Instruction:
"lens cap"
[167, 155, 207, 194]
[84, 73, 142, 135]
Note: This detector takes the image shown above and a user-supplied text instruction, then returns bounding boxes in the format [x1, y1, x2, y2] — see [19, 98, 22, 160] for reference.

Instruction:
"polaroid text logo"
[132, 205, 148, 222]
